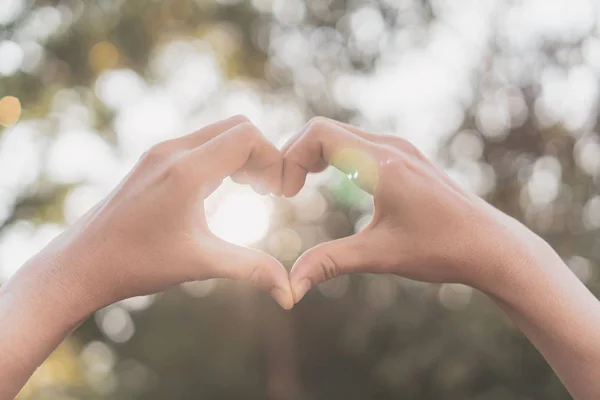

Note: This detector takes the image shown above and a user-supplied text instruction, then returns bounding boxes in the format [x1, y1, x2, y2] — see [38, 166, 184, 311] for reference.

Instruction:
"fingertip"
[289, 257, 312, 303]
[262, 256, 294, 309]
[291, 279, 311, 304]
[282, 162, 307, 198]
[270, 287, 294, 310]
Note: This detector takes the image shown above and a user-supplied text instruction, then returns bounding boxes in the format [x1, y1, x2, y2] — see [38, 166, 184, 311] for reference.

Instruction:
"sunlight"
[207, 186, 271, 246]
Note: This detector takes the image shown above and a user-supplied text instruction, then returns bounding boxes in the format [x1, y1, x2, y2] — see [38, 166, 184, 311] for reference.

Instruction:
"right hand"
[282, 117, 540, 303]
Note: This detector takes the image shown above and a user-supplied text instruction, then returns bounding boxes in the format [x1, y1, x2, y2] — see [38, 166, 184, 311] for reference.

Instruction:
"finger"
[282, 118, 386, 197]
[334, 121, 424, 158]
[201, 236, 294, 310]
[174, 115, 250, 150]
[289, 232, 383, 303]
[279, 125, 309, 156]
[283, 118, 420, 158]
[232, 169, 273, 195]
[187, 122, 283, 196]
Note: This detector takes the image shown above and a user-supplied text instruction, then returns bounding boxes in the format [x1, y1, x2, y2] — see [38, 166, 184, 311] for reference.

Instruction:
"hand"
[282, 117, 541, 302]
[282, 117, 600, 400]
[0, 116, 298, 399]
[28, 116, 294, 312]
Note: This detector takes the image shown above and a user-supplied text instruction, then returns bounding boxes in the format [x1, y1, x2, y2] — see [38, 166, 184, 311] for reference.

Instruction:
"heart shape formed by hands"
[2, 116, 593, 400]
[212, 116, 492, 310]
[70, 114, 503, 315]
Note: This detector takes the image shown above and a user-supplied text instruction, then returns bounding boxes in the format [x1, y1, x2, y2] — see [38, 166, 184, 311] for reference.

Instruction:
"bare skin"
[0, 116, 598, 399]
[0, 116, 294, 399]
[283, 117, 600, 400]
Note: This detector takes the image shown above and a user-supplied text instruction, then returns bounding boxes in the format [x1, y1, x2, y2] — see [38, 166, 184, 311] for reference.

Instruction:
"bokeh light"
[207, 185, 272, 246]
[0, 96, 22, 127]
[1, 0, 599, 398]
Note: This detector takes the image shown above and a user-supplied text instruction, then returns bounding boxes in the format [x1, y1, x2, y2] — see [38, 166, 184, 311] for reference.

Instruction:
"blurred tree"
[1, 0, 597, 399]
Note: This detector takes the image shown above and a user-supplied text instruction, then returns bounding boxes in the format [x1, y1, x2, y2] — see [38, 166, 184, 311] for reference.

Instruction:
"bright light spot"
[575, 135, 600, 176]
[222, 90, 265, 125]
[289, 190, 327, 222]
[0, 41, 24, 75]
[0, 223, 64, 280]
[505, 0, 595, 45]
[476, 100, 510, 140]
[47, 130, 119, 185]
[117, 295, 156, 312]
[355, 213, 373, 232]
[19, 6, 63, 42]
[81, 340, 118, 395]
[80, 341, 116, 376]
[63, 184, 109, 224]
[163, 52, 222, 113]
[0, 0, 23, 25]
[88, 41, 120, 73]
[95, 69, 147, 111]
[273, 0, 306, 25]
[583, 196, 600, 230]
[438, 283, 473, 311]
[181, 280, 217, 298]
[20, 41, 44, 74]
[0, 96, 21, 126]
[350, 6, 385, 51]
[567, 256, 593, 283]
[448, 160, 496, 196]
[115, 90, 184, 159]
[207, 186, 271, 246]
[96, 306, 135, 343]
[527, 156, 562, 208]
[318, 275, 350, 299]
[450, 130, 484, 160]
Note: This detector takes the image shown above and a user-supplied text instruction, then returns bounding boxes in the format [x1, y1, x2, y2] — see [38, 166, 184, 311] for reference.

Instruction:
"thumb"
[289, 232, 379, 304]
[202, 237, 294, 310]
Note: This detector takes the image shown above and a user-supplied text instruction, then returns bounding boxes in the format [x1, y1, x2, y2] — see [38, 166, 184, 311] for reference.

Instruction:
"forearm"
[0, 255, 92, 399]
[487, 238, 600, 399]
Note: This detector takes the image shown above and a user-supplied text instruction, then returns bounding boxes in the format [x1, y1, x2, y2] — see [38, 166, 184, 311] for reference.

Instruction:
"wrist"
[476, 232, 553, 302]
[0, 251, 99, 394]
[9, 250, 101, 326]
[463, 207, 551, 299]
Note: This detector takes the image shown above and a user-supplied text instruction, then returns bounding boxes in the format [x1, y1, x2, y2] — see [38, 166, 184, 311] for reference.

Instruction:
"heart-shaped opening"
[205, 180, 273, 247]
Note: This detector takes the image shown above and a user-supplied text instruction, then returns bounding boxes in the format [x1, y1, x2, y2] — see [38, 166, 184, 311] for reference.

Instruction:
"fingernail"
[270, 288, 292, 310]
[292, 280, 311, 304]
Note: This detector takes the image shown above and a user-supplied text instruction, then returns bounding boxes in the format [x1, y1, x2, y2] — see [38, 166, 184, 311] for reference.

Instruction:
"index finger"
[187, 122, 283, 196]
[282, 118, 387, 197]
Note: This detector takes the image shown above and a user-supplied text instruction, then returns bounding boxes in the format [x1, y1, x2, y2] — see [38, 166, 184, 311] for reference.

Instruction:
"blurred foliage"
[1, 0, 599, 399]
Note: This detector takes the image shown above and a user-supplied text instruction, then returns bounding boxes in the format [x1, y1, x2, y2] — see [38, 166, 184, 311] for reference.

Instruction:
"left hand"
[18, 116, 294, 313]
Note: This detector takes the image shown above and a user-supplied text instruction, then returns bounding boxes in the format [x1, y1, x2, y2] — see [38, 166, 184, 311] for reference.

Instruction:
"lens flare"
[330, 147, 380, 194]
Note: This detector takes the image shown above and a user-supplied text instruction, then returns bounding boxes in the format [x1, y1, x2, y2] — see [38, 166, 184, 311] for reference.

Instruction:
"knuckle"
[237, 122, 262, 143]
[165, 157, 193, 182]
[229, 114, 251, 125]
[142, 141, 176, 163]
[320, 253, 340, 282]
[306, 117, 331, 136]
[247, 263, 265, 288]
[396, 138, 423, 158]
[381, 153, 407, 176]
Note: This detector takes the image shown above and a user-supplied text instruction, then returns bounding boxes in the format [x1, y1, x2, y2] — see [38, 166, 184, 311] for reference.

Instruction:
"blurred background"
[1, 0, 599, 398]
